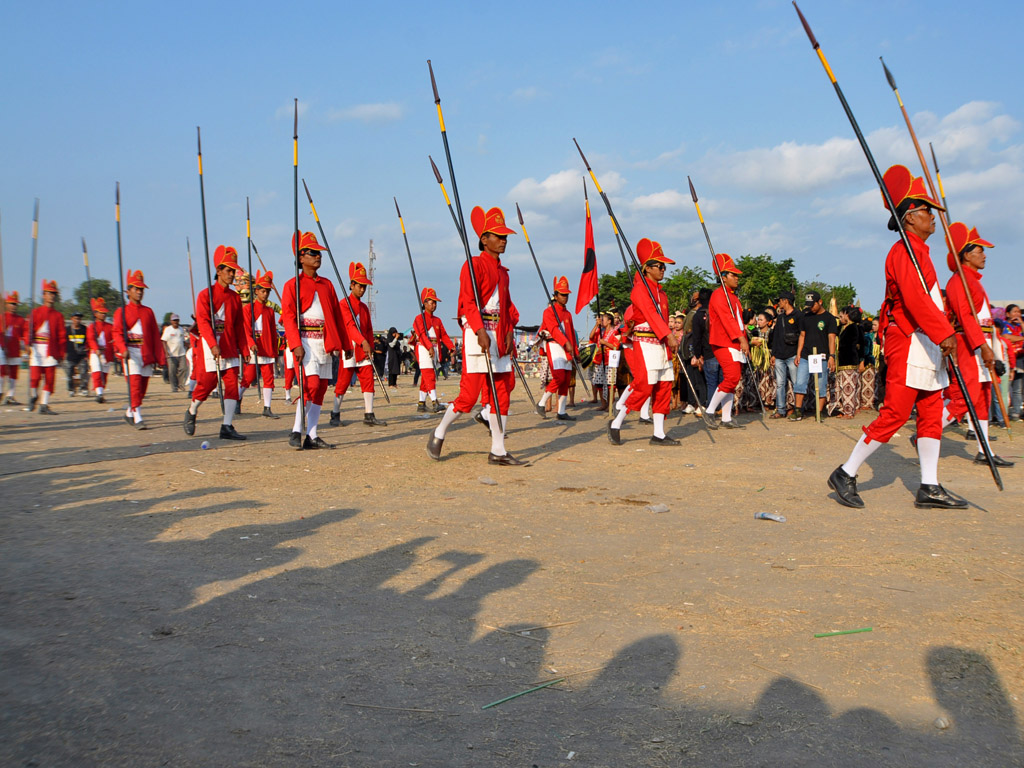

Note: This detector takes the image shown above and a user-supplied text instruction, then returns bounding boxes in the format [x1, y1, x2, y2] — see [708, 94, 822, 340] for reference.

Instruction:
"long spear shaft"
[394, 198, 439, 384]
[881, 58, 1012, 439]
[29, 199, 39, 310]
[301, 179, 390, 402]
[248, 240, 283, 304]
[292, 100, 306, 445]
[515, 203, 591, 398]
[0, 210, 5, 339]
[196, 128, 225, 413]
[114, 184, 129, 386]
[82, 237, 93, 302]
[794, 2, 1001, 490]
[929, 142, 950, 215]
[246, 197, 255, 367]
[186, 237, 196, 310]
[429, 61, 503, 417]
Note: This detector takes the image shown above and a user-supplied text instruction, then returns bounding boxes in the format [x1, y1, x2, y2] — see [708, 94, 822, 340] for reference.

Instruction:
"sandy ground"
[1, 372, 1022, 767]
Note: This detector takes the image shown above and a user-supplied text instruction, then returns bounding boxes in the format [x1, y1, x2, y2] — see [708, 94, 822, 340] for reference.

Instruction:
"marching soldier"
[112, 271, 165, 429]
[427, 205, 523, 464]
[535, 276, 578, 421]
[25, 280, 66, 414]
[829, 165, 966, 509]
[86, 297, 114, 403]
[330, 261, 384, 427]
[703, 253, 749, 430]
[411, 287, 454, 413]
[2, 291, 26, 404]
[241, 270, 280, 419]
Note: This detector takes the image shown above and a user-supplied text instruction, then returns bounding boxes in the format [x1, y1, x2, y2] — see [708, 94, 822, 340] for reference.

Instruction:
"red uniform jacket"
[3, 312, 26, 357]
[338, 296, 371, 363]
[112, 303, 166, 367]
[629, 274, 669, 341]
[280, 273, 348, 355]
[880, 232, 953, 345]
[24, 306, 67, 361]
[458, 253, 519, 356]
[243, 301, 279, 358]
[196, 282, 248, 360]
[540, 302, 577, 359]
[87, 320, 115, 362]
[708, 286, 744, 349]
[945, 268, 990, 354]
[412, 311, 454, 354]
[589, 326, 604, 365]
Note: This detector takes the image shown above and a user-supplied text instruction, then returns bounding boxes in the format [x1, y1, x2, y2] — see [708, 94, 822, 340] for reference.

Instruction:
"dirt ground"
[1, 372, 1022, 767]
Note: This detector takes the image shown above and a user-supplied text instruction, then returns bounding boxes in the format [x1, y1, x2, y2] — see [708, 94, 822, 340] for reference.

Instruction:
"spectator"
[688, 287, 717, 407]
[792, 290, 837, 421]
[769, 291, 801, 418]
[835, 306, 864, 418]
[1001, 303, 1023, 420]
[385, 327, 402, 388]
[748, 310, 774, 409]
[161, 314, 188, 393]
[859, 317, 877, 411]
[65, 312, 89, 396]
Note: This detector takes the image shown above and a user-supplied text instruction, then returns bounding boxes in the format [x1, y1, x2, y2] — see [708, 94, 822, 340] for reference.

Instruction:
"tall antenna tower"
[366, 238, 377, 327]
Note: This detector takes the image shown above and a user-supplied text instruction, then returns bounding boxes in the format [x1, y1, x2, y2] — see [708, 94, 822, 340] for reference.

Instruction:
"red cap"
[470, 206, 516, 238]
[214, 245, 241, 271]
[126, 270, 148, 289]
[41, 279, 58, 294]
[421, 287, 441, 303]
[713, 253, 742, 275]
[553, 275, 572, 294]
[349, 261, 372, 286]
[90, 297, 108, 314]
[946, 222, 994, 272]
[5, 291, 18, 303]
[254, 270, 274, 290]
[637, 238, 675, 265]
[292, 231, 326, 255]
[882, 164, 944, 214]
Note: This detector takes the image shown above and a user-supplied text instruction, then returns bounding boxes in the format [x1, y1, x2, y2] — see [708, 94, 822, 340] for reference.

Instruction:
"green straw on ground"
[814, 627, 873, 638]
[481, 677, 566, 710]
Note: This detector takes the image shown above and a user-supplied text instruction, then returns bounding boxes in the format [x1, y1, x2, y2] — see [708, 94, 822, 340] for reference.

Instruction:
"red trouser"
[244, 362, 275, 389]
[284, 363, 295, 390]
[624, 375, 671, 415]
[335, 365, 373, 396]
[864, 328, 945, 443]
[545, 367, 570, 396]
[2, 364, 19, 380]
[193, 363, 239, 402]
[455, 370, 514, 415]
[712, 346, 742, 394]
[91, 371, 108, 390]
[946, 358, 990, 423]
[296, 373, 329, 406]
[29, 366, 57, 393]
[419, 366, 436, 394]
[128, 374, 150, 409]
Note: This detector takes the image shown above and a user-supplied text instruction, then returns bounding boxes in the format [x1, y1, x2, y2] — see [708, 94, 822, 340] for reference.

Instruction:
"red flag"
[575, 195, 598, 314]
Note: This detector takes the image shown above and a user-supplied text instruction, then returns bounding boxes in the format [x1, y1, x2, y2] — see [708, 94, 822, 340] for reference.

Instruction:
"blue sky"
[1, 0, 1021, 329]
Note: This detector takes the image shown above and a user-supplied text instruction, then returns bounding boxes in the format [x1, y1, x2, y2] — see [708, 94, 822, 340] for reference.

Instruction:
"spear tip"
[196, 126, 202, 153]
[429, 155, 443, 184]
[428, 60, 440, 104]
[515, 202, 524, 225]
[583, 176, 589, 200]
[394, 196, 402, 218]
[572, 137, 591, 169]
[293, 98, 298, 138]
[792, 2, 819, 49]
[115, 181, 120, 203]
[301, 177, 312, 201]
[929, 141, 940, 169]
[687, 176, 698, 202]
[880, 56, 897, 91]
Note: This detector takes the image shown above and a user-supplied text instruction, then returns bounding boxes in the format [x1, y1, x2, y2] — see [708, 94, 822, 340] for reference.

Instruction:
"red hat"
[292, 231, 326, 255]
[882, 164, 944, 214]
[5, 291, 18, 303]
[421, 287, 441, 303]
[349, 261, 372, 286]
[946, 222, 994, 272]
[126, 270, 148, 289]
[214, 245, 241, 271]
[713, 253, 742, 275]
[470, 206, 517, 238]
[553, 275, 572, 294]
[90, 297, 108, 314]
[254, 270, 274, 290]
[41, 279, 58, 294]
[636, 238, 675, 265]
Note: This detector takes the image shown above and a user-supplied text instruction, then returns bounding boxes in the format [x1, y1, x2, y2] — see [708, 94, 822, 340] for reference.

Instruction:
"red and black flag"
[575, 181, 598, 314]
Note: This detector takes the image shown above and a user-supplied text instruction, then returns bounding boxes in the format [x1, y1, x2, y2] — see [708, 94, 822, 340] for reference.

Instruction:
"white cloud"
[509, 169, 624, 206]
[630, 143, 686, 170]
[333, 220, 357, 239]
[327, 102, 404, 123]
[630, 189, 689, 211]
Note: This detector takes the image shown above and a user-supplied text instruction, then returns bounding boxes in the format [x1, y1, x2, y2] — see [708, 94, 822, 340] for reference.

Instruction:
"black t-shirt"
[66, 324, 88, 359]
[769, 309, 802, 358]
[799, 311, 838, 359]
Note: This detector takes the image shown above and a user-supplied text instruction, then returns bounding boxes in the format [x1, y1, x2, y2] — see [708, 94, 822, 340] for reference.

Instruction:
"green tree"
[57, 279, 122, 319]
[734, 253, 797, 311]
[798, 280, 858, 314]
[589, 269, 634, 315]
[663, 265, 715, 312]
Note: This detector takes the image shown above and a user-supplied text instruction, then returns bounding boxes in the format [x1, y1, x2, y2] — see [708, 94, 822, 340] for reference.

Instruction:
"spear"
[196, 128, 225, 413]
[246, 197, 255, 367]
[515, 202, 591, 398]
[880, 57, 1012, 438]
[114, 184, 130, 386]
[248, 239, 283, 304]
[29, 199, 39, 311]
[428, 61, 503, 417]
[0, 210, 5, 340]
[186, 237, 196, 311]
[794, 2, 1001, 490]
[292, 99, 306, 445]
[688, 176, 768, 423]
[394, 197, 439, 386]
[929, 142, 950, 215]
[301, 179, 390, 402]
[82, 237, 93, 303]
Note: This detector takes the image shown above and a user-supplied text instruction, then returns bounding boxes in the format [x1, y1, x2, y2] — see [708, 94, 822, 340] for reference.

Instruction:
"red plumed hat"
[90, 297, 108, 314]
[41, 279, 59, 294]
[636, 238, 674, 265]
[214, 245, 240, 271]
[470, 206, 516, 237]
[421, 287, 441, 303]
[553, 275, 572, 294]
[713, 253, 742, 275]
[126, 270, 148, 289]
[882, 164, 944, 214]
[349, 261, 372, 286]
[291, 231, 326, 255]
[946, 222, 994, 272]
[254, 270, 274, 290]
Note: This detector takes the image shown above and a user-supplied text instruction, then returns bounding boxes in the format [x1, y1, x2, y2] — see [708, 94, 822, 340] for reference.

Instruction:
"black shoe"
[650, 435, 681, 446]
[965, 430, 976, 441]
[134, 420, 147, 431]
[184, 409, 196, 436]
[5, 397, 21, 405]
[556, 412, 576, 421]
[828, 465, 864, 509]
[219, 424, 246, 441]
[915, 484, 968, 509]
[426, 433, 444, 460]
[432, 400, 446, 413]
[721, 420, 745, 429]
[96, 395, 105, 404]
[475, 411, 491, 433]
[125, 413, 133, 425]
[29, 395, 37, 411]
[363, 412, 387, 427]
[38, 404, 56, 415]
[261, 407, 280, 419]
[535, 403, 547, 419]
[607, 422, 621, 445]
[488, 452, 526, 466]
[910, 434, 918, 450]
[975, 452, 1014, 467]
[329, 412, 341, 427]
[701, 409, 718, 430]
[288, 431, 302, 448]
[639, 417, 653, 425]
[417, 401, 427, 413]
[303, 435, 335, 449]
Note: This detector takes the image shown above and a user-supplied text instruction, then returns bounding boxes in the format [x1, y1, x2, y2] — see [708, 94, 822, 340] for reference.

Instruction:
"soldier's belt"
[32, 336, 49, 344]
[481, 313, 500, 322]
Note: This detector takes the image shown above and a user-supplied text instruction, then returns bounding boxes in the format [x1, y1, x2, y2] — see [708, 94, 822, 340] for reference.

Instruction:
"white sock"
[292, 402, 304, 433]
[239, 386, 247, 401]
[707, 388, 727, 415]
[538, 391, 552, 407]
[133, 408, 143, 424]
[434, 403, 459, 439]
[640, 398, 651, 420]
[976, 420, 989, 454]
[419, 391, 427, 402]
[29, 386, 37, 399]
[918, 436, 940, 485]
[429, 389, 437, 401]
[941, 405, 953, 427]
[263, 388, 273, 408]
[557, 395, 567, 415]
[223, 399, 237, 425]
[333, 395, 342, 412]
[488, 411, 506, 455]
[189, 400, 200, 415]
[611, 404, 628, 430]
[41, 390, 50, 405]
[616, 385, 631, 411]
[653, 413, 666, 438]
[721, 393, 735, 422]
[842, 434, 882, 477]
[125, 405, 133, 418]
[307, 404, 321, 438]
[96, 386, 104, 396]
[363, 392, 373, 413]
[481, 404, 491, 419]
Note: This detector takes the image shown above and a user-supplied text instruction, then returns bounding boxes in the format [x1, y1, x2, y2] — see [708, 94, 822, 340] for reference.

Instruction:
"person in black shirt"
[688, 287, 716, 407]
[768, 291, 802, 418]
[65, 312, 89, 396]
[835, 306, 864, 418]
[792, 291, 837, 420]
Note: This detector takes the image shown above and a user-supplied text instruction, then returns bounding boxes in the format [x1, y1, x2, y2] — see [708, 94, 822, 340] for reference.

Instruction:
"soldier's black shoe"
[915, 484, 968, 509]
[364, 412, 387, 426]
[639, 417, 653, 425]
[417, 402, 427, 413]
[432, 400, 446, 413]
[909, 433, 918, 450]
[288, 431, 302, 448]
[721, 420, 745, 429]
[426, 433, 443, 460]
[329, 412, 341, 427]
[96, 395, 105, 404]
[39, 404, 56, 415]
[535, 403, 547, 419]
[4, 396, 21, 405]
[607, 423, 621, 445]
[701, 409, 718, 430]
[219, 424, 246, 441]
[184, 409, 196, 436]
[828, 465, 864, 509]
[262, 407, 280, 420]
[303, 435, 335, 450]
[974, 452, 1014, 467]
[134, 420, 147, 431]
[474, 411, 491, 434]
[649, 435, 680, 446]
[29, 395, 37, 411]
[488, 452, 526, 466]
[556, 412, 576, 421]
[125, 414, 134, 425]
